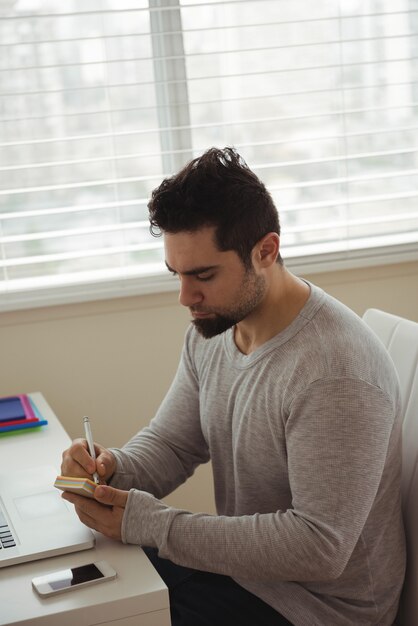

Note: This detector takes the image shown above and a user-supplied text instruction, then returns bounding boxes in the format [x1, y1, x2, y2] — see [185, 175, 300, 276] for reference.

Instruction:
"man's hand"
[61, 485, 128, 541]
[61, 438, 116, 484]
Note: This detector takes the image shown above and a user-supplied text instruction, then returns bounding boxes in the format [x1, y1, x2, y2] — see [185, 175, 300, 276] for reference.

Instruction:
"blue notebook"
[0, 397, 27, 422]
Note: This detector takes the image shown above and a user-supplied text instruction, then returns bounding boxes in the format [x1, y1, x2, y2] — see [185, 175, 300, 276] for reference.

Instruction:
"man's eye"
[197, 274, 214, 282]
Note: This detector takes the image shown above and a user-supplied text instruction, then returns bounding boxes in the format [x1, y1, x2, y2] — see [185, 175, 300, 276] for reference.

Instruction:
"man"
[61, 147, 406, 625]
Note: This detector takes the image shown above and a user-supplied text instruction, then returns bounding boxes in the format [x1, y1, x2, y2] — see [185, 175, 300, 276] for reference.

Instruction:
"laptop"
[0, 465, 94, 568]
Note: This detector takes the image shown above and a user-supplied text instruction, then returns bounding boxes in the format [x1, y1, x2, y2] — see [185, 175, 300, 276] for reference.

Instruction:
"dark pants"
[143, 547, 293, 626]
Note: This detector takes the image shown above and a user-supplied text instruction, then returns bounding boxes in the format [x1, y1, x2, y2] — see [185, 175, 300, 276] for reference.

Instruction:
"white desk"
[0, 392, 170, 626]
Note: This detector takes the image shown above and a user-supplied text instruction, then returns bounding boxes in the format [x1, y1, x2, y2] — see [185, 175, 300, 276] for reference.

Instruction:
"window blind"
[1, 0, 417, 311]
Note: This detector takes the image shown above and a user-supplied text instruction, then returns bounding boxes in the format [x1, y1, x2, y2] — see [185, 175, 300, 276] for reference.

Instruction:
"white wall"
[1, 260, 418, 514]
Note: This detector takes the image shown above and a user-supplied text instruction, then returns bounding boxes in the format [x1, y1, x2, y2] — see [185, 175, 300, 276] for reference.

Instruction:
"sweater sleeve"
[109, 328, 210, 498]
[120, 377, 399, 583]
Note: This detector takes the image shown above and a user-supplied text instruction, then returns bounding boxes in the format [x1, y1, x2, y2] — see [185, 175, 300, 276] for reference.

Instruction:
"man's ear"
[253, 232, 280, 268]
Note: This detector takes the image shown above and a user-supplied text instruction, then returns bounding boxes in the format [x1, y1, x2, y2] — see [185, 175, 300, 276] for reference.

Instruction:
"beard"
[192, 314, 237, 339]
[191, 269, 266, 339]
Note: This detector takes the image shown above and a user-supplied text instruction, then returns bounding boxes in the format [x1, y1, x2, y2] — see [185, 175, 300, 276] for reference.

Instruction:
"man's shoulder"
[298, 288, 399, 392]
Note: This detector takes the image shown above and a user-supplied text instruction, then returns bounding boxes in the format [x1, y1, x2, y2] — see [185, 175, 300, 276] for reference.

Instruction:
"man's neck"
[234, 268, 310, 355]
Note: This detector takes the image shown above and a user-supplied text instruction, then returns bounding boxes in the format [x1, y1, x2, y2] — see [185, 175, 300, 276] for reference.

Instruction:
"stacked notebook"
[0, 394, 48, 434]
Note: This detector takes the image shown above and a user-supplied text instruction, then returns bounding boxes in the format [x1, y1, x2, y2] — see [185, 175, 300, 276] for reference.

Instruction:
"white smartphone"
[32, 560, 116, 597]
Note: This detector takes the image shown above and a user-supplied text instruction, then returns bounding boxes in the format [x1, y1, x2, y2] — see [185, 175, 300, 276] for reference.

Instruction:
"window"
[1, 0, 418, 311]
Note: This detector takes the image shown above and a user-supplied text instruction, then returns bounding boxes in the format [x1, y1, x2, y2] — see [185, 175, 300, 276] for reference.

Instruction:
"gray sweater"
[111, 283, 406, 625]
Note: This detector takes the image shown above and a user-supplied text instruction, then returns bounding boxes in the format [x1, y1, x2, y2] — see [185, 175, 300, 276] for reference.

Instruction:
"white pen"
[83, 415, 100, 485]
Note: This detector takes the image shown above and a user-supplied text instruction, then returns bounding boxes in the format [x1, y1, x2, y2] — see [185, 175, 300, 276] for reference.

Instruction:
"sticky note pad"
[54, 476, 97, 499]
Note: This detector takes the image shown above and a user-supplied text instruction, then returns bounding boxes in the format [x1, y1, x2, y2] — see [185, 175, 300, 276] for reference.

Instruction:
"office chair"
[363, 309, 418, 626]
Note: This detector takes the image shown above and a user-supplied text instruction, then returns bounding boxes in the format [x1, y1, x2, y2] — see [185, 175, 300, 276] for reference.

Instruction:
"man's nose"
[178, 277, 203, 308]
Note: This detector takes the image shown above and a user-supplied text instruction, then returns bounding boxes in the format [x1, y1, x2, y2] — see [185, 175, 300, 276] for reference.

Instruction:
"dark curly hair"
[148, 147, 282, 268]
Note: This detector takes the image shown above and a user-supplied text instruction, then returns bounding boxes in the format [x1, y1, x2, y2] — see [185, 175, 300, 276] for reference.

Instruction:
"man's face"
[164, 227, 266, 338]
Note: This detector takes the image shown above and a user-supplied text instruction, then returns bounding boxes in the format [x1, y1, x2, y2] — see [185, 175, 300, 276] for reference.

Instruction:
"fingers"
[61, 438, 94, 478]
[62, 487, 127, 541]
[95, 449, 117, 482]
[94, 485, 128, 508]
[61, 440, 116, 483]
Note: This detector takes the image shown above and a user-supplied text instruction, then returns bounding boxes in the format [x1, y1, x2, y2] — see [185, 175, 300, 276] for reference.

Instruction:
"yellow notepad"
[54, 475, 97, 498]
